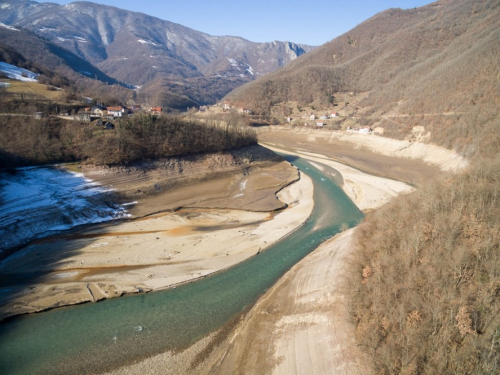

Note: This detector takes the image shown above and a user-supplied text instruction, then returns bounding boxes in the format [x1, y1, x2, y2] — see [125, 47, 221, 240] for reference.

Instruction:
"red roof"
[107, 106, 123, 111]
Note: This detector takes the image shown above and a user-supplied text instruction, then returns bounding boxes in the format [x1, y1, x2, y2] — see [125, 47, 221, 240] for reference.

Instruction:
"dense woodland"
[0, 114, 256, 168]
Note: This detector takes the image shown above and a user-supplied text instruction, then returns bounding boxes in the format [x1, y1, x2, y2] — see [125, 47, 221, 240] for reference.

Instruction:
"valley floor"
[0, 127, 467, 373]
[99, 127, 465, 375]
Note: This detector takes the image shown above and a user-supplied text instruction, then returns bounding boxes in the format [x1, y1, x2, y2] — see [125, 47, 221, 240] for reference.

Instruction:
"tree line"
[0, 113, 257, 169]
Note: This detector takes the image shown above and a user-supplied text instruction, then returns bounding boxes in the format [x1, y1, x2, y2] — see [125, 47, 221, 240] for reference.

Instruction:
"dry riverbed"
[0, 128, 466, 374]
[101, 127, 466, 375]
[0, 153, 309, 320]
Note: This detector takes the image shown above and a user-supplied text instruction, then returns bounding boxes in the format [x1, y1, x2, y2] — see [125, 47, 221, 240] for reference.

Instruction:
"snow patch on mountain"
[0, 62, 38, 82]
[0, 22, 18, 31]
[138, 39, 159, 46]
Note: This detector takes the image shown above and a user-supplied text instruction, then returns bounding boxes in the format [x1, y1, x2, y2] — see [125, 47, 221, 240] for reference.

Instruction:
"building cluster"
[74, 104, 163, 124]
[218, 100, 252, 114]
[287, 112, 341, 127]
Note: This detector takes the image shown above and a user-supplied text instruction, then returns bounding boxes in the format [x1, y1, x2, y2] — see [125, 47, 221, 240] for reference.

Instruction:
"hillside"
[227, 0, 500, 157]
[0, 24, 125, 87]
[0, 0, 315, 107]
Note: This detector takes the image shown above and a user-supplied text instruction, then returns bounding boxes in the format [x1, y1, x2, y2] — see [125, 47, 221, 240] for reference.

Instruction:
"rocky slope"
[0, 1, 315, 105]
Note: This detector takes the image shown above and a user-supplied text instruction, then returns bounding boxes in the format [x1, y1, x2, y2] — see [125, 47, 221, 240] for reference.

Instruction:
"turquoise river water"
[0, 155, 364, 374]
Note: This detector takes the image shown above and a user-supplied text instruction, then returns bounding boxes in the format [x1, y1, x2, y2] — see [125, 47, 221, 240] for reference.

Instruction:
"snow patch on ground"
[0, 62, 38, 82]
[0, 167, 130, 256]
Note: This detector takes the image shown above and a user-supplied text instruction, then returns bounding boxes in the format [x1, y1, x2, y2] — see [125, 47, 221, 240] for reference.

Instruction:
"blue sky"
[41, 0, 434, 45]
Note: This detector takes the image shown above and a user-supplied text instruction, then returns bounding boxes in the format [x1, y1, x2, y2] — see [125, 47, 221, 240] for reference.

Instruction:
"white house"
[107, 106, 126, 117]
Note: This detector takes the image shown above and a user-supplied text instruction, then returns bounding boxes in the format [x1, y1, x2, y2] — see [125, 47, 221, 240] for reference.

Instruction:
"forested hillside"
[228, 0, 500, 156]
[0, 114, 256, 168]
[284, 1, 500, 373]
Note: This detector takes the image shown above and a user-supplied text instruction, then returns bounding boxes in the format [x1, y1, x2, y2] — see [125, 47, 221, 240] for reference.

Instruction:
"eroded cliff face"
[82, 144, 283, 200]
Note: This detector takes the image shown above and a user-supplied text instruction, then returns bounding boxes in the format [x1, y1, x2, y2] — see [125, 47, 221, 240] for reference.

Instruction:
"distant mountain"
[227, 0, 500, 154]
[0, 1, 315, 107]
[0, 24, 125, 87]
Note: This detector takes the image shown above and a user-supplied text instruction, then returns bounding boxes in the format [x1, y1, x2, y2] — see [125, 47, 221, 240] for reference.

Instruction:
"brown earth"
[0, 144, 309, 321]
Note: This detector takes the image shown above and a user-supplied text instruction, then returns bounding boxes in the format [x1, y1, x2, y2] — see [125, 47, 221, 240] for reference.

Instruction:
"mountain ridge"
[0, 0, 315, 108]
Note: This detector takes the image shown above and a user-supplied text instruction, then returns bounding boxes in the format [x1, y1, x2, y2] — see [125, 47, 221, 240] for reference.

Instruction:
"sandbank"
[0, 161, 314, 320]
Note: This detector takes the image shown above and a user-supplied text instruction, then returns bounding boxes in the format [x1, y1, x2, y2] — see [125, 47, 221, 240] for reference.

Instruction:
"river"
[0, 154, 363, 374]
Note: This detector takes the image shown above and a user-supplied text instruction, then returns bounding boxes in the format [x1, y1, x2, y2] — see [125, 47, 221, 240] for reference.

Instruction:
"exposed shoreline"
[0, 153, 312, 321]
[0, 128, 467, 374]
[100, 128, 466, 375]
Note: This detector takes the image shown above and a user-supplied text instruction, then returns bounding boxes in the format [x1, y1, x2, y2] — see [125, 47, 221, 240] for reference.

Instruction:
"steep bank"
[83, 145, 286, 212]
[258, 126, 467, 184]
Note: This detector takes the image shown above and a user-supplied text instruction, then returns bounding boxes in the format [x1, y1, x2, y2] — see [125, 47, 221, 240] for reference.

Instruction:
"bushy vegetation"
[0, 114, 256, 168]
[348, 157, 500, 374]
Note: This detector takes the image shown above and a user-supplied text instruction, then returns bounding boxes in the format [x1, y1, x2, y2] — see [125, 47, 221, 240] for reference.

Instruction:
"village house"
[75, 110, 91, 122]
[223, 101, 231, 110]
[150, 106, 162, 115]
[320, 115, 329, 120]
[237, 107, 252, 114]
[107, 106, 127, 118]
[33, 112, 44, 120]
[286, 117, 293, 122]
[310, 114, 316, 120]
[130, 105, 142, 113]
[316, 121, 324, 127]
[89, 105, 106, 117]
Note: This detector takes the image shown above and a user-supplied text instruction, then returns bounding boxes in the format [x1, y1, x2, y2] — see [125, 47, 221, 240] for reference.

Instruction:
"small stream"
[0, 155, 363, 374]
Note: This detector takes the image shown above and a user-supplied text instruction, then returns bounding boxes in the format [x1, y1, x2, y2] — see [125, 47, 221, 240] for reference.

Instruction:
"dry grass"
[347, 157, 500, 374]
[4, 80, 66, 102]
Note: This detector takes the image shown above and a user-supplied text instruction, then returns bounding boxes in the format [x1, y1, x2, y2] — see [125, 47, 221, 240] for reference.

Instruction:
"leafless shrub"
[348, 157, 500, 373]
